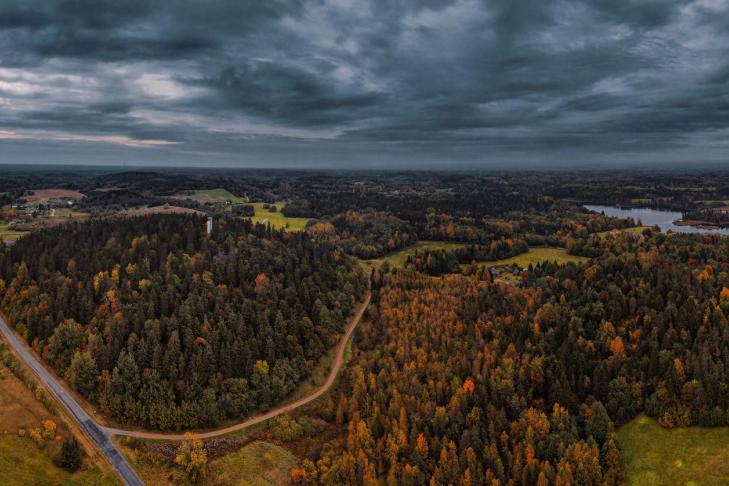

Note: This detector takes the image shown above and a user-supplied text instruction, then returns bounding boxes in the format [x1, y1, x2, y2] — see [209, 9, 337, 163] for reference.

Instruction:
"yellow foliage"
[41, 419, 57, 440]
[175, 432, 207, 482]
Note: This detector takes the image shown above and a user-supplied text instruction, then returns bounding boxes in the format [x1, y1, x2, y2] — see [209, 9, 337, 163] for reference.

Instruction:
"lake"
[585, 204, 729, 235]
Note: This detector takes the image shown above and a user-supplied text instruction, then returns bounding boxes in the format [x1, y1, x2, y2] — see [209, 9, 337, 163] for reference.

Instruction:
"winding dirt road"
[2, 291, 370, 446]
[108, 290, 371, 440]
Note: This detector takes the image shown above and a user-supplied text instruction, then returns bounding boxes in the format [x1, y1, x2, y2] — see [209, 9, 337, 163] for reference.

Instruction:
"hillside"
[0, 214, 367, 430]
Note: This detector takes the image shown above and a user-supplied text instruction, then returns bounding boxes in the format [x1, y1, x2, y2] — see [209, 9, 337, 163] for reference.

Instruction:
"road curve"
[0, 314, 143, 486]
[1, 290, 370, 449]
[106, 290, 371, 440]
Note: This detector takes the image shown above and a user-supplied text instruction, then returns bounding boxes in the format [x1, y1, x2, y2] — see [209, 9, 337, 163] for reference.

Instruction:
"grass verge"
[0, 349, 118, 485]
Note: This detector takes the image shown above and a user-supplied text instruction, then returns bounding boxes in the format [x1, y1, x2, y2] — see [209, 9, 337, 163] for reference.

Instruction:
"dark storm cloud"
[196, 63, 386, 125]
[0, 0, 728, 168]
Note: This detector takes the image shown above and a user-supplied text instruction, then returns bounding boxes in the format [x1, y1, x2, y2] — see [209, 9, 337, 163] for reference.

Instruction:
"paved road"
[0, 315, 143, 486]
[1, 289, 370, 472]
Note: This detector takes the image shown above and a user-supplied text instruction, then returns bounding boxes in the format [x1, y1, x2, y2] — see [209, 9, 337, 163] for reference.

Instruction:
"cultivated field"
[26, 189, 85, 202]
[0, 222, 27, 242]
[619, 415, 729, 485]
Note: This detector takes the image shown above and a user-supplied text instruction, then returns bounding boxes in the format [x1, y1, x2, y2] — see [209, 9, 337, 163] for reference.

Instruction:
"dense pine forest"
[297, 232, 729, 484]
[0, 214, 367, 429]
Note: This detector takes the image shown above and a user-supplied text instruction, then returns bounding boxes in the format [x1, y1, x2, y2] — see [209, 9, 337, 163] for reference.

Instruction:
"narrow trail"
[106, 291, 370, 440]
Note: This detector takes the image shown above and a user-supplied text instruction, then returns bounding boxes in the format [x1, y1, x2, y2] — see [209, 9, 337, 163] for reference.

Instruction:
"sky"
[0, 0, 728, 169]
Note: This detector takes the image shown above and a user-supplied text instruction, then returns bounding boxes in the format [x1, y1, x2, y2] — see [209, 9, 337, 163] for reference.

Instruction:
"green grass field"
[361, 241, 470, 270]
[618, 415, 729, 486]
[174, 188, 247, 205]
[0, 222, 27, 242]
[480, 247, 590, 268]
[250, 203, 310, 232]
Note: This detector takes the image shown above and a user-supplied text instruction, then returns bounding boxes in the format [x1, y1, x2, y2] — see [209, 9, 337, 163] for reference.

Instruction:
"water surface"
[585, 204, 729, 235]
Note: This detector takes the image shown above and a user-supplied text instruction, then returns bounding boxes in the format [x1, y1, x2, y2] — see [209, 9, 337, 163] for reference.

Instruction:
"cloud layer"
[1, 0, 728, 168]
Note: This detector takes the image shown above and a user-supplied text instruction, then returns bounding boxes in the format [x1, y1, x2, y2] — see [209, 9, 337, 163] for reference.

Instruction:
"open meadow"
[619, 415, 729, 486]
[250, 203, 310, 231]
[481, 246, 590, 267]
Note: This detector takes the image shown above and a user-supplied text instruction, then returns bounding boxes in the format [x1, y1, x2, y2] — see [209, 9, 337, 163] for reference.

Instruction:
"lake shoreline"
[585, 204, 729, 236]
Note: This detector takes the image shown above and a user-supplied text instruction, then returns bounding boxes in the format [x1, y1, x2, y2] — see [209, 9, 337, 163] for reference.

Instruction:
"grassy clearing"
[597, 226, 653, 238]
[362, 241, 470, 270]
[250, 203, 310, 232]
[0, 222, 27, 242]
[0, 358, 118, 485]
[480, 247, 590, 268]
[117, 439, 295, 486]
[618, 415, 729, 486]
[173, 188, 247, 205]
[53, 207, 88, 218]
[208, 441, 296, 486]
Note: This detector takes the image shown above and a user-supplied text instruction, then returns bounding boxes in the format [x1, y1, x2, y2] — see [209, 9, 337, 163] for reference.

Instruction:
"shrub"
[42, 419, 57, 440]
[54, 438, 82, 471]
[29, 427, 45, 448]
[268, 415, 304, 442]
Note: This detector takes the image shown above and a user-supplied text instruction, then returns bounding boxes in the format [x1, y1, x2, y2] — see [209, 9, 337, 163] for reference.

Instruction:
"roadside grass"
[477, 247, 590, 268]
[0, 436, 116, 486]
[618, 415, 729, 486]
[362, 241, 470, 270]
[0, 222, 27, 242]
[283, 338, 338, 404]
[250, 203, 310, 232]
[0, 360, 118, 485]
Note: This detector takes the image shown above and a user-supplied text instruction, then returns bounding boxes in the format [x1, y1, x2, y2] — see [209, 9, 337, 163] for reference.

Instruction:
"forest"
[293, 230, 729, 485]
[0, 214, 367, 429]
[6, 169, 729, 484]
